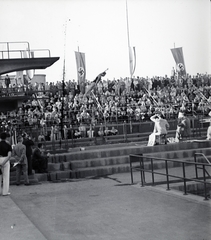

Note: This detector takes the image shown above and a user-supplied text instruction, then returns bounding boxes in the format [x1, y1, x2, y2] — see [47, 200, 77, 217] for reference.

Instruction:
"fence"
[129, 154, 211, 200]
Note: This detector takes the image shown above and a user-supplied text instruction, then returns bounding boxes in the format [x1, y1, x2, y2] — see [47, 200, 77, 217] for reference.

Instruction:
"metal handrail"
[129, 154, 211, 200]
[194, 152, 211, 165]
[0, 42, 51, 59]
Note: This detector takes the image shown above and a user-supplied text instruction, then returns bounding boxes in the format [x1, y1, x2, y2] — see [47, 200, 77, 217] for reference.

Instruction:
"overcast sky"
[0, 0, 210, 82]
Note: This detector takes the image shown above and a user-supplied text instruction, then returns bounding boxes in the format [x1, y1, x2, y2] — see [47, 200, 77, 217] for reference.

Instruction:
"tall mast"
[126, 0, 131, 78]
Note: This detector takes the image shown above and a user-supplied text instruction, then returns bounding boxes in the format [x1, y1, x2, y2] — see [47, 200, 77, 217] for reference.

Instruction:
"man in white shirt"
[147, 113, 169, 146]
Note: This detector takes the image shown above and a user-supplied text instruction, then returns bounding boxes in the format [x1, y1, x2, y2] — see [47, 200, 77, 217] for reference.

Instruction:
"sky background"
[0, 0, 210, 82]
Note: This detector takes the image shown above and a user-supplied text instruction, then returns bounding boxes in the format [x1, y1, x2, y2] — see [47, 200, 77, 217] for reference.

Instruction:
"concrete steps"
[144, 147, 211, 159]
[30, 140, 211, 182]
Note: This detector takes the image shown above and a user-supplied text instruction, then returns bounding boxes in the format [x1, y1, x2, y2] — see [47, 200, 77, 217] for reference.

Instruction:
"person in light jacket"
[12, 136, 30, 186]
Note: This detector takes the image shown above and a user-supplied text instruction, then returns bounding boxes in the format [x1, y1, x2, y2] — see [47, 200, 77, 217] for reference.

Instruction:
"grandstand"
[1, 42, 211, 197]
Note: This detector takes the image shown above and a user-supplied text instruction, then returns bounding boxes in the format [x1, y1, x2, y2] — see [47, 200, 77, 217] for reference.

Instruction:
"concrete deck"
[1, 170, 211, 240]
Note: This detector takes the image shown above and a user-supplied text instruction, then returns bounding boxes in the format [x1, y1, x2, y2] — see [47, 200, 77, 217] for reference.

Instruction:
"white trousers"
[0, 157, 10, 195]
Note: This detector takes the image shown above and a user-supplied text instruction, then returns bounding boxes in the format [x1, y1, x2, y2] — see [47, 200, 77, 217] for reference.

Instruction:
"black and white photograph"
[0, 0, 211, 239]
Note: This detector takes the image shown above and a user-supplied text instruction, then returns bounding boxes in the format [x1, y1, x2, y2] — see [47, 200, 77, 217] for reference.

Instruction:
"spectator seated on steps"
[32, 143, 49, 173]
[147, 113, 169, 146]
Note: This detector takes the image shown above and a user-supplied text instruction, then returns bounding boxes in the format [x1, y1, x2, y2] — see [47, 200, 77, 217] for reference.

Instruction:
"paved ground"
[0, 170, 211, 240]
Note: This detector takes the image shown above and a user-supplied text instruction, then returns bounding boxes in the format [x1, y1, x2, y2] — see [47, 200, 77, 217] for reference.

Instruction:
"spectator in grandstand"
[104, 126, 111, 136]
[0, 132, 12, 195]
[87, 125, 94, 138]
[12, 135, 30, 186]
[74, 129, 82, 138]
[5, 74, 11, 88]
[98, 124, 104, 137]
[22, 133, 34, 175]
[110, 126, 118, 135]
[79, 123, 87, 138]
[38, 132, 45, 142]
[175, 111, 191, 142]
[147, 113, 169, 146]
[206, 121, 211, 140]
[32, 143, 49, 173]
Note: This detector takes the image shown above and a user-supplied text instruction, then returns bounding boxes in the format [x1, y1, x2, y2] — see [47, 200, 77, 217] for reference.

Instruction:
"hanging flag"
[129, 46, 136, 78]
[84, 69, 108, 98]
[170, 47, 186, 76]
[75, 51, 86, 94]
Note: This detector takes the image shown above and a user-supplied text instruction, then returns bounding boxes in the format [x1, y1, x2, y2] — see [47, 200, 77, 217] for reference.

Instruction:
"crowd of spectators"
[0, 72, 211, 140]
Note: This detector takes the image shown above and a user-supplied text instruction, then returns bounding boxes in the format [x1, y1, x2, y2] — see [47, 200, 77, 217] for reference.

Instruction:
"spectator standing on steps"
[22, 133, 34, 175]
[0, 132, 12, 196]
[175, 111, 191, 142]
[12, 135, 30, 186]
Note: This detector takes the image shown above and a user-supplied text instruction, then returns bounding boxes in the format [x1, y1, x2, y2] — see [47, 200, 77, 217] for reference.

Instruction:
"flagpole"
[61, 19, 70, 139]
[126, 0, 132, 79]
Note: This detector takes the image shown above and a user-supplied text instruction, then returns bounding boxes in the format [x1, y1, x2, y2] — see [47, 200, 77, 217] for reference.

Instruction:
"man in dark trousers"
[22, 133, 34, 175]
[5, 74, 10, 88]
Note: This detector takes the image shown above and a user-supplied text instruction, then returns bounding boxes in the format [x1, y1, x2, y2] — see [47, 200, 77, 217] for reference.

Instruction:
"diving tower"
[0, 41, 59, 75]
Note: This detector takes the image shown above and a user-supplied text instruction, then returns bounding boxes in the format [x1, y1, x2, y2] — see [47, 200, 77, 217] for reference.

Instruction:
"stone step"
[70, 155, 130, 170]
[144, 147, 211, 159]
[48, 140, 211, 163]
[70, 160, 181, 179]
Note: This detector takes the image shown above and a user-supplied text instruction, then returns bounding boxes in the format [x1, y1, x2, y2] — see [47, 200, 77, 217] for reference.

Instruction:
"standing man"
[12, 136, 30, 186]
[5, 74, 11, 88]
[0, 132, 12, 196]
[175, 111, 191, 142]
[22, 133, 34, 175]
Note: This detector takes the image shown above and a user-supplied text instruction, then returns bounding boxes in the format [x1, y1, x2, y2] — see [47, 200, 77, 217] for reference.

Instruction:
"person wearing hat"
[0, 132, 12, 196]
[12, 135, 30, 186]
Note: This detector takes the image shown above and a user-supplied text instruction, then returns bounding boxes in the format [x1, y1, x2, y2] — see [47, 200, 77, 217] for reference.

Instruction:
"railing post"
[182, 162, 187, 195]
[140, 155, 145, 187]
[123, 121, 127, 142]
[203, 165, 209, 201]
[7, 42, 10, 59]
[165, 160, 170, 190]
[194, 154, 198, 179]
[151, 158, 155, 185]
[129, 156, 134, 184]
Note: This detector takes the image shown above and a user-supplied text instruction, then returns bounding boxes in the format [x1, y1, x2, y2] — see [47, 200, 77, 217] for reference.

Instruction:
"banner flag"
[75, 51, 86, 94]
[129, 46, 136, 78]
[170, 47, 186, 76]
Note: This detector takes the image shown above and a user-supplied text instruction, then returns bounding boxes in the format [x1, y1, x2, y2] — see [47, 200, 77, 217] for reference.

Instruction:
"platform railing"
[0, 41, 51, 59]
[129, 154, 211, 200]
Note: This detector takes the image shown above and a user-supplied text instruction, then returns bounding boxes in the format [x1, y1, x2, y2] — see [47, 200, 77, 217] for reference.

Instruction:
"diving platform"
[0, 41, 59, 75]
[0, 57, 59, 75]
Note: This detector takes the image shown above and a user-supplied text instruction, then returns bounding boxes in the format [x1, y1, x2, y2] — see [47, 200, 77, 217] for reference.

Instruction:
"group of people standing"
[0, 132, 49, 196]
